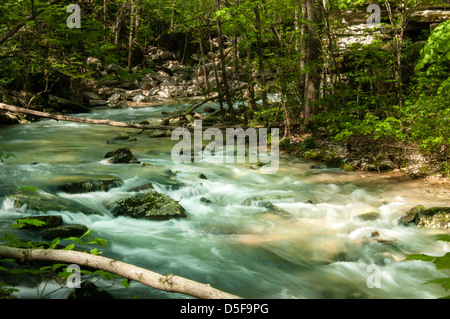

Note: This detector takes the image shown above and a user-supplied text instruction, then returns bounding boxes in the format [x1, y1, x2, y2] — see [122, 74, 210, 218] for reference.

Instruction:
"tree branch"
[0, 245, 241, 299]
[0, 0, 62, 47]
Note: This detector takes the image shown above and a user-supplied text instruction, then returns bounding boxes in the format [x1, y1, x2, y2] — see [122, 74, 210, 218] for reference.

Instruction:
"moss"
[113, 191, 187, 220]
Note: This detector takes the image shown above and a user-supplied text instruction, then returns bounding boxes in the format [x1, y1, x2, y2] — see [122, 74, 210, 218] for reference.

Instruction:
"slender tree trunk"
[0, 245, 240, 299]
[246, 43, 257, 114]
[386, 0, 405, 107]
[303, 0, 322, 122]
[128, 1, 135, 72]
[254, 3, 268, 109]
[215, 0, 235, 119]
[208, 28, 225, 118]
[199, 32, 211, 92]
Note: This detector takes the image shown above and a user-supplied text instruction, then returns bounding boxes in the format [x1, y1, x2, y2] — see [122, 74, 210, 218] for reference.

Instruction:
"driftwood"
[0, 245, 241, 299]
[0, 103, 177, 131]
[160, 96, 218, 123]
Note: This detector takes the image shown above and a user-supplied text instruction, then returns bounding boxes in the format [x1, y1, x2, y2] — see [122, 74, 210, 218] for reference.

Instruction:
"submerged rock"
[6, 191, 102, 215]
[58, 176, 124, 194]
[399, 205, 450, 229]
[41, 224, 88, 240]
[112, 191, 187, 221]
[104, 148, 139, 164]
[357, 212, 381, 221]
[67, 280, 114, 299]
[15, 215, 63, 230]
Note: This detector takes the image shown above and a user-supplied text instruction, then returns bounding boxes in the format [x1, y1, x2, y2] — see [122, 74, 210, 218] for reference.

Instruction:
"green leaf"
[49, 237, 60, 249]
[17, 186, 39, 193]
[68, 237, 85, 246]
[90, 248, 102, 255]
[93, 238, 107, 248]
[121, 279, 131, 290]
[433, 253, 450, 270]
[426, 278, 450, 291]
[405, 254, 436, 262]
[435, 235, 450, 243]
[63, 244, 75, 251]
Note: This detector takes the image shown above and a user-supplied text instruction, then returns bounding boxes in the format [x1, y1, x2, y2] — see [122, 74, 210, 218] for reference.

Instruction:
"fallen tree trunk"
[0, 103, 177, 131]
[0, 245, 241, 299]
[160, 96, 217, 123]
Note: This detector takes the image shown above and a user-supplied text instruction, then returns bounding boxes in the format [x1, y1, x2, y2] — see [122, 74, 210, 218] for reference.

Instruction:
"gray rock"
[67, 281, 114, 299]
[41, 224, 88, 240]
[112, 191, 187, 221]
[399, 205, 426, 225]
[58, 176, 124, 194]
[399, 205, 450, 229]
[104, 148, 139, 164]
[416, 207, 450, 229]
[15, 215, 63, 230]
[357, 212, 381, 221]
[6, 192, 102, 215]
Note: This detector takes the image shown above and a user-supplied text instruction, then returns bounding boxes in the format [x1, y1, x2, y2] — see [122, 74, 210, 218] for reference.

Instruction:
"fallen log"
[160, 96, 218, 123]
[0, 245, 241, 299]
[0, 103, 177, 131]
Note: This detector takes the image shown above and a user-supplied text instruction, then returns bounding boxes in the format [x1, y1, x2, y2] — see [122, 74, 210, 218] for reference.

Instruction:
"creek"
[0, 104, 449, 299]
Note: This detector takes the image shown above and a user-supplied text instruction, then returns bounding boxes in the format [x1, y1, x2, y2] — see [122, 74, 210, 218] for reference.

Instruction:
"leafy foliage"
[406, 235, 450, 299]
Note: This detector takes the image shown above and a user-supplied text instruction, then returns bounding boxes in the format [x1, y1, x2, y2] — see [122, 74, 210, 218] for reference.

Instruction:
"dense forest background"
[0, 0, 449, 177]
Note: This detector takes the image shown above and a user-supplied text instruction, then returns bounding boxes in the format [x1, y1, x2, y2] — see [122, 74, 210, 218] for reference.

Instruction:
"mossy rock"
[357, 212, 381, 221]
[416, 207, 450, 229]
[41, 224, 88, 240]
[67, 280, 114, 299]
[6, 191, 103, 215]
[399, 205, 426, 225]
[325, 157, 344, 169]
[15, 215, 63, 230]
[104, 148, 139, 164]
[112, 191, 187, 221]
[58, 176, 124, 194]
[399, 205, 450, 229]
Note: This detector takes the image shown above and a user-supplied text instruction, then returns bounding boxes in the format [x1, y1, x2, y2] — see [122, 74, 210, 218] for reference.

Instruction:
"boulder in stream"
[15, 215, 63, 230]
[6, 191, 103, 215]
[112, 191, 187, 221]
[58, 176, 124, 194]
[399, 205, 450, 229]
[41, 224, 88, 240]
[104, 148, 139, 164]
[67, 280, 114, 299]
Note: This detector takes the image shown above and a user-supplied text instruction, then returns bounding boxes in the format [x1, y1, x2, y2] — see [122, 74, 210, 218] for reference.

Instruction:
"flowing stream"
[0, 104, 449, 299]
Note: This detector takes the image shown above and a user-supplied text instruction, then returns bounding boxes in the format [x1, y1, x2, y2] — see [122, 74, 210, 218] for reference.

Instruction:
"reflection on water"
[0, 105, 449, 299]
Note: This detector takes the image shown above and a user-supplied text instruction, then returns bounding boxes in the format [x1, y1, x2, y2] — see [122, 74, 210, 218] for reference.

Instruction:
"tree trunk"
[303, 0, 322, 122]
[215, 0, 235, 119]
[0, 103, 176, 131]
[385, 0, 405, 107]
[208, 27, 225, 119]
[198, 32, 211, 92]
[0, 245, 240, 299]
[254, 3, 268, 109]
[127, 1, 135, 72]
